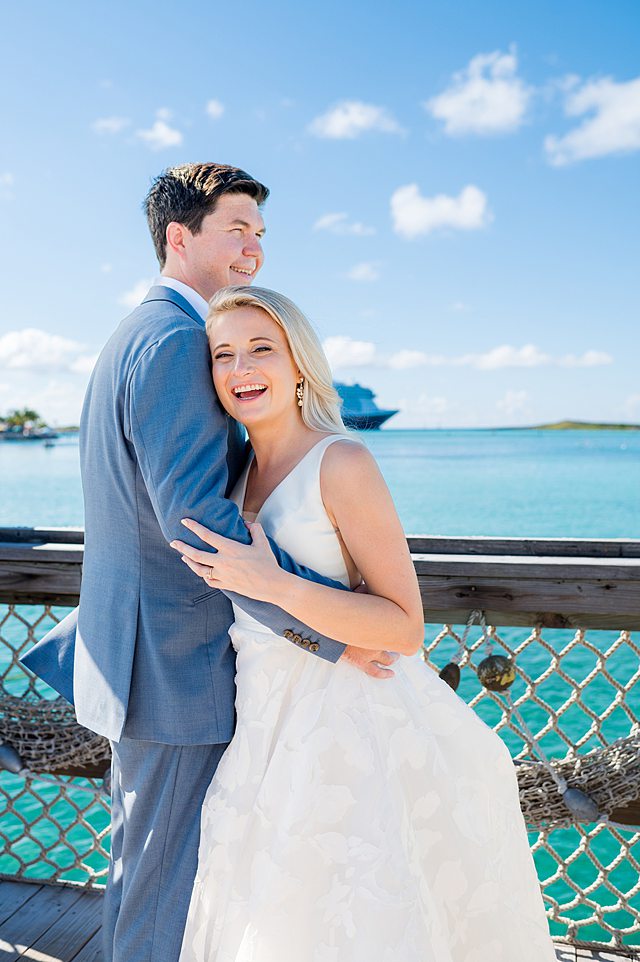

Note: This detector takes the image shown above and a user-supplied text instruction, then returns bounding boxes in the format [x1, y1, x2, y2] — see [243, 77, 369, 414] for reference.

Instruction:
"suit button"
[293, 634, 302, 645]
[301, 638, 310, 647]
[309, 642, 320, 652]
[283, 630, 294, 640]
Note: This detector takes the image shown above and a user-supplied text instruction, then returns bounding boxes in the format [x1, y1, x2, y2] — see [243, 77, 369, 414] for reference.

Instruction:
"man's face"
[177, 193, 265, 300]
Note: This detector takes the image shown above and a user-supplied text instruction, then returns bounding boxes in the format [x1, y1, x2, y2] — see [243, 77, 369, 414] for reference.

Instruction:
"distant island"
[531, 420, 640, 431]
[0, 407, 78, 442]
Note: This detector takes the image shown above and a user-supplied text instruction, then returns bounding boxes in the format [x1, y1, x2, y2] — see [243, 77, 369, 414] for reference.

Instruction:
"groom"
[24, 163, 396, 962]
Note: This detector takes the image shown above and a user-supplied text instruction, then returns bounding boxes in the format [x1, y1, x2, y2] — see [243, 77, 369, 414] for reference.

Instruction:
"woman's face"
[209, 306, 301, 428]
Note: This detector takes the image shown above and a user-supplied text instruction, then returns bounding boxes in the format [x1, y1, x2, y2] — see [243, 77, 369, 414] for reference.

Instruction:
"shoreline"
[3, 422, 639, 439]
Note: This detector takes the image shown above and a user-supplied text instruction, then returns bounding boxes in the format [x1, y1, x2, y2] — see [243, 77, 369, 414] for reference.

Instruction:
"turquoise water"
[1, 429, 639, 942]
[1, 428, 639, 534]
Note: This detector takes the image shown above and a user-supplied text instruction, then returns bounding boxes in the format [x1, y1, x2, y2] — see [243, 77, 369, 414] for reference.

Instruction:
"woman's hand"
[170, 518, 285, 602]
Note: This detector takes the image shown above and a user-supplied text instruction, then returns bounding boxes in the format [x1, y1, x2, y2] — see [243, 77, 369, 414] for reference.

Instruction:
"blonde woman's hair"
[206, 286, 347, 435]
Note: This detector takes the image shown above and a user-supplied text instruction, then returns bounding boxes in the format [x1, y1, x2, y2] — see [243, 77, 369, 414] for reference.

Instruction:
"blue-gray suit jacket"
[22, 286, 346, 744]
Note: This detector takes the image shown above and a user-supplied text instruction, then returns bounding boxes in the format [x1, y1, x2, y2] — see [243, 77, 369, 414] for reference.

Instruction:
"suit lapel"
[142, 285, 205, 327]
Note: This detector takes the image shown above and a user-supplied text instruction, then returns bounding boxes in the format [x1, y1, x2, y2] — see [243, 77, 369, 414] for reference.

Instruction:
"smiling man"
[23, 162, 395, 962]
[149, 170, 266, 297]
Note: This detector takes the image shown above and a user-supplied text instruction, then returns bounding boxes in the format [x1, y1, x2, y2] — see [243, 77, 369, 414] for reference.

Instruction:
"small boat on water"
[0, 424, 59, 442]
[334, 382, 398, 430]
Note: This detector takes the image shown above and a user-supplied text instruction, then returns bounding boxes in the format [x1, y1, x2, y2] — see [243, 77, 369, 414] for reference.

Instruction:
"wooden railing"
[2, 526, 639, 629]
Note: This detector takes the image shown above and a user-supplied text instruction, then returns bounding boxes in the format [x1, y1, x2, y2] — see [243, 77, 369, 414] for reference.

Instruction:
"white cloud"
[346, 262, 379, 282]
[206, 99, 225, 120]
[323, 336, 377, 369]
[458, 344, 550, 369]
[136, 115, 183, 151]
[388, 350, 430, 370]
[69, 354, 99, 375]
[545, 75, 640, 165]
[560, 349, 613, 367]
[456, 344, 613, 370]
[313, 212, 375, 236]
[91, 116, 130, 135]
[322, 336, 612, 372]
[0, 328, 91, 373]
[323, 336, 440, 371]
[309, 100, 404, 139]
[391, 183, 492, 239]
[118, 278, 154, 309]
[426, 46, 531, 135]
[496, 389, 531, 417]
[6, 377, 88, 426]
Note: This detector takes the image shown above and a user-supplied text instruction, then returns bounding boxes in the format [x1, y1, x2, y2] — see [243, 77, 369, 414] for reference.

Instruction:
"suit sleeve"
[128, 327, 347, 663]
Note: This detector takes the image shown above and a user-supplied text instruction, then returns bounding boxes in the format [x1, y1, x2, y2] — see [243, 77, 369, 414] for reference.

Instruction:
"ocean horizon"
[3, 427, 637, 538]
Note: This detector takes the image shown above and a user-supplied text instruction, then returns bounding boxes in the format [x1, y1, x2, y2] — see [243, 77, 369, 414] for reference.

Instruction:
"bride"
[171, 286, 557, 962]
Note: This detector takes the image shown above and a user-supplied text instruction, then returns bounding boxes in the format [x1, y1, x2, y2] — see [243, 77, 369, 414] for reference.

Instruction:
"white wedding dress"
[179, 435, 557, 962]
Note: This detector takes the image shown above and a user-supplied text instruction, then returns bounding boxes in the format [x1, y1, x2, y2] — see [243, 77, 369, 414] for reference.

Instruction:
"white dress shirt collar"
[154, 276, 209, 323]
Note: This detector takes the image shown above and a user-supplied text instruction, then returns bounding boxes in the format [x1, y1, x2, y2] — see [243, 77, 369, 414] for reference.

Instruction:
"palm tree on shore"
[3, 408, 45, 429]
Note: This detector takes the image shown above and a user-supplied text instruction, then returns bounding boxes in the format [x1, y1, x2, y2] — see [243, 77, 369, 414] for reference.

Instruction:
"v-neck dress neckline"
[237, 434, 338, 521]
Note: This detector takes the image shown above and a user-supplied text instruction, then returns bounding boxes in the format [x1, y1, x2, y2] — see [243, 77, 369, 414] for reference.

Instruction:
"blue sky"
[0, 0, 638, 427]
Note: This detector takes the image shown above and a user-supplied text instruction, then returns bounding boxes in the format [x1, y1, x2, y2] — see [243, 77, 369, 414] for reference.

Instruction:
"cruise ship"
[334, 382, 398, 430]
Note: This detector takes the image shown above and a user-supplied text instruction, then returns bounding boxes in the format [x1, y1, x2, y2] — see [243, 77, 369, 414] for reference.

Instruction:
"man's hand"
[341, 646, 399, 679]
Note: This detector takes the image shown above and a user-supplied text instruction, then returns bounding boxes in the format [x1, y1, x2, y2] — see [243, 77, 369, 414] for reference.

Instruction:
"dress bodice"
[229, 434, 356, 635]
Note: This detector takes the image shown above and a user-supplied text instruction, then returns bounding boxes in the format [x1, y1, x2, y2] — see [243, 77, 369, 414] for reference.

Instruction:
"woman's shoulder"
[320, 435, 380, 487]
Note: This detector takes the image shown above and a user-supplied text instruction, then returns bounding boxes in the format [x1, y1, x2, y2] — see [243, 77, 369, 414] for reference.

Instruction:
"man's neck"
[156, 275, 209, 322]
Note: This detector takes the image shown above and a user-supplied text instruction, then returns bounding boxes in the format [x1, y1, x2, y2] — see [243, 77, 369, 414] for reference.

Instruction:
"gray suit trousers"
[103, 737, 228, 962]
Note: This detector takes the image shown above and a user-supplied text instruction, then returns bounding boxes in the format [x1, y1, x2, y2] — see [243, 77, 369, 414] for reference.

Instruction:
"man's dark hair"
[144, 163, 270, 267]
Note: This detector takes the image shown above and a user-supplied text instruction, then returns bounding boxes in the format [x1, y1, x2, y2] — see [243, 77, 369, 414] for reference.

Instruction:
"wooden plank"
[0, 883, 83, 962]
[1, 539, 639, 627]
[413, 554, 640, 581]
[422, 608, 640, 630]
[407, 536, 640, 559]
[574, 948, 639, 961]
[0, 562, 81, 604]
[611, 799, 640, 827]
[0, 527, 84, 546]
[417, 575, 640, 621]
[4, 528, 640, 558]
[25, 889, 103, 962]
[40, 761, 110, 780]
[0, 881, 42, 926]
[554, 944, 576, 962]
[3, 538, 640, 565]
[71, 927, 103, 962]
[0, 545, 84, 563]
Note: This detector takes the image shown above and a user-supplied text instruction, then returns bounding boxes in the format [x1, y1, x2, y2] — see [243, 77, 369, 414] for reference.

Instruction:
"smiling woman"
[206, 285, 345, 434]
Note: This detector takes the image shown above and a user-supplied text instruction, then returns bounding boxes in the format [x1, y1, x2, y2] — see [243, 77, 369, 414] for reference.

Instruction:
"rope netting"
[0, 604, 111, 886]
[0, 603, 639, 950]
[423, 620, 640, 950]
